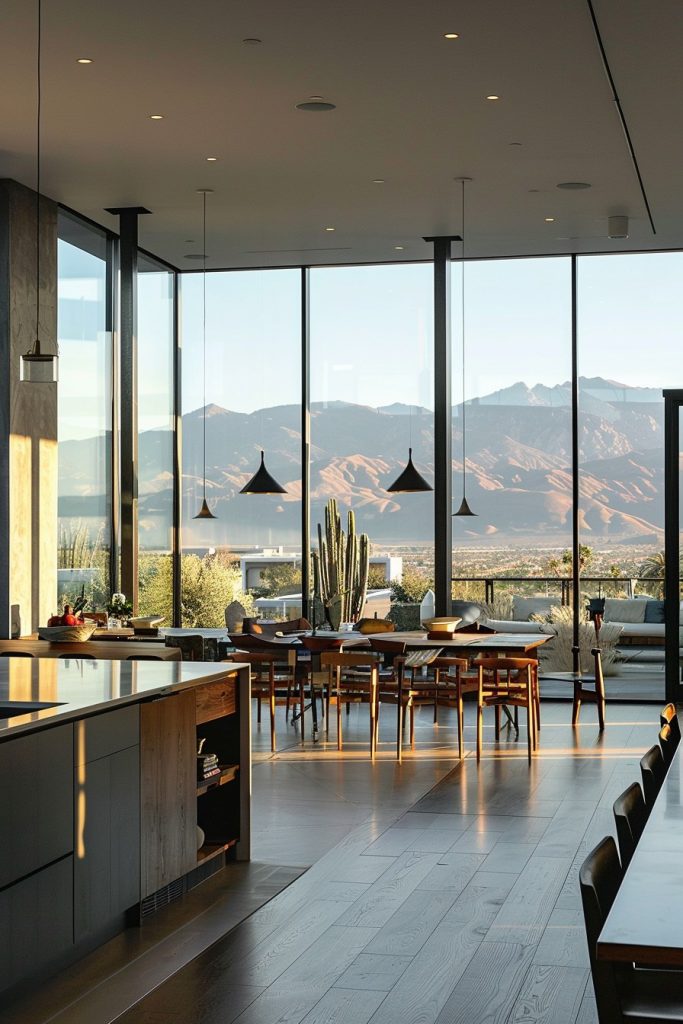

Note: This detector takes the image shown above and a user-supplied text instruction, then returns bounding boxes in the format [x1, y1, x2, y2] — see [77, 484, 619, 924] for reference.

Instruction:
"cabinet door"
[0, 724, 73, 889]
[0, 855, 73, 993]
[74, 745, 140, 941]
[140, 690, 196, 898]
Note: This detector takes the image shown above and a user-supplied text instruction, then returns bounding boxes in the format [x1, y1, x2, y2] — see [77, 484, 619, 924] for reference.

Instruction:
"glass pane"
[138, 256, 175, 623]
[451, 257, 573, 623]
[310, 264, 434, 629]
[56, 213, 112, 617]
[180, 269, 301, 627]
[577, 252, 683, 700]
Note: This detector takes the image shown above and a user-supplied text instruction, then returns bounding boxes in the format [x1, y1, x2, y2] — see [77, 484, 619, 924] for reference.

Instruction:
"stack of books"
[198, 751, 221, 781]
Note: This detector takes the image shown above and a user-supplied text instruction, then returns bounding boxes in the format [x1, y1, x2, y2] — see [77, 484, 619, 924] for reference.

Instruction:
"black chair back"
[579, 836, 625, 1023]
[640, 744, 666, 812]
[0, 651, 33, 657]
[659, 723, 675, 767]
[612, 782, 647, 870]
[660, 702, 681, 746]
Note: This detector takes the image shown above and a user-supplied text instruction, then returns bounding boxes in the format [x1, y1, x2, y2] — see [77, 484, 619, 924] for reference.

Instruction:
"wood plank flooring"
[115, 699, 660, 1024]
[3, 699, 663, 1024]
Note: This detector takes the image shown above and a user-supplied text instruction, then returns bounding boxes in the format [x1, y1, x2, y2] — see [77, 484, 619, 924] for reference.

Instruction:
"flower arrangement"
[106, 592, 133, 620]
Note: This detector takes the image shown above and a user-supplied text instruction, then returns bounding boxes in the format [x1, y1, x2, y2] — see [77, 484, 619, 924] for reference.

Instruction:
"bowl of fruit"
[38, 604, 97, 643]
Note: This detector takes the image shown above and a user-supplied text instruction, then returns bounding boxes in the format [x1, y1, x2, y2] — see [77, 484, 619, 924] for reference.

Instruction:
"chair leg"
[337, 690, 343, 750]
[409, 701, 415, 748]
[476, 701, 483, 762]
[457, 687, 464, 761]
[285, 687, 291, 722]
[526, 675, 533, 763]
[299, 681, 305, 743]
[495, 703, 501, 741]
[257, 694, 262, 724]
[572, 682, 581, 726]
[597, 685, 606, 732]
[370, 693, 376, 760]
[397, 700, 404, 762]
[270, 683, 276, 753]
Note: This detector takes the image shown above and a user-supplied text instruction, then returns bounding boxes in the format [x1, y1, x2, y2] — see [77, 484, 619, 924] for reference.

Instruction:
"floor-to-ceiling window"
[310, 264, 434, 627]
[450, 257, 573, 617]
[56, 211, 112, 613]
[180, 269, 301, 627]
[577, 252, 683, 698]
[137, 254, 175, 622]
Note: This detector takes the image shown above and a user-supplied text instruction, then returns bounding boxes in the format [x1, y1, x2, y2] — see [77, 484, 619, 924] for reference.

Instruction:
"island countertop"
[0, 658, 249, 739]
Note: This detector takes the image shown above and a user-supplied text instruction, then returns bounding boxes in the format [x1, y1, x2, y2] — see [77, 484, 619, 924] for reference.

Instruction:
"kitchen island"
[0, 658, 250, 999]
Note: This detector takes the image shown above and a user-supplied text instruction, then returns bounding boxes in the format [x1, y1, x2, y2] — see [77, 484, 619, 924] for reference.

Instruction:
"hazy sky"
[58, 243, 683, 441]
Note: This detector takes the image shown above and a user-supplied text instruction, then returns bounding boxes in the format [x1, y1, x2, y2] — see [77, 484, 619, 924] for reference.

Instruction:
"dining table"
[597, 739, 683, 966]
[0, 639, 181, 661]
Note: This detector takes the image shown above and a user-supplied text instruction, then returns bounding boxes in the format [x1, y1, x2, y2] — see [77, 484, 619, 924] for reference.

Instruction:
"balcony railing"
[451, 575, 667, 605]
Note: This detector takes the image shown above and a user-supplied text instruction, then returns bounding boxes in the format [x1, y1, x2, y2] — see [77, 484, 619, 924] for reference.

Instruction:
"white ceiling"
[1, 0, 681, 268]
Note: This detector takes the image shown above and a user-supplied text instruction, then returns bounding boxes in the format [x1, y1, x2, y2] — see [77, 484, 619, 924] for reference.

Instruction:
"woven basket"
[38, 623, 97, 643]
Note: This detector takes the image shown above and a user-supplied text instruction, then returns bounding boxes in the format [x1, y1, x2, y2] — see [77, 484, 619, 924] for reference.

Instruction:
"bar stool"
[473, 657, 539, 763]
[570, 645, 606, 730]
[612, 782, 647, 870]
[660, 702, 681, 746]
[640, 744, 666, 814]
[659, 723, 676, 768]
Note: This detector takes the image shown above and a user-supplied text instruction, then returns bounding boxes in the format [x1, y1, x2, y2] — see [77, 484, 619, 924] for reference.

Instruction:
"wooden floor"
[109, 698, 661, 1024]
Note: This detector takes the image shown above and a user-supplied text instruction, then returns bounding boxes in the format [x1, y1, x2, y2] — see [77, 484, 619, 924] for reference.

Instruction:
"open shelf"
[196, 838, 237, 865]
[196, 763, 239, 796]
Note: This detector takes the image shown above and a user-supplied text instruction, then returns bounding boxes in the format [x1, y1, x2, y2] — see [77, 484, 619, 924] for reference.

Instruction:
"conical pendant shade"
[240, 451, 286, 495]
[387, 448, 433, 493]
[193, 497, 217, 520]
[453, 495, 477, 517]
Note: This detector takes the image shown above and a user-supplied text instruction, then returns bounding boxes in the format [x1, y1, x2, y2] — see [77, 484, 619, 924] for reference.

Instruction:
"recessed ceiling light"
[184, 253, 207, 260]
[557, 181, 591, 190]
[486, 94, 500, 101]
[242, 37, 262, 44]
[149, 114, 164, 120]
[395, 246, 405, 251]
[206, 156, 218, 162]
[509, 142, 522, 147]
[444, 32, 459, 39]
[185, 239, 195, 243]
[76, 57, 93, 64]
[325, 227, 335, 232]
[296, 99, 336, 112]
[545, 217, 555, 222]
[528, 189, 540, 193]
[372, 179, 385, 184]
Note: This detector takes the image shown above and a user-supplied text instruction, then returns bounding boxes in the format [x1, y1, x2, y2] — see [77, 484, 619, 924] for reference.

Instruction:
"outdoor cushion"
[483, 618, 545, 634]
[451, 600, 481, 626]
[603, 598, 646, 624]
[644, 600, 665, 624]
[512, 596, 561, 621]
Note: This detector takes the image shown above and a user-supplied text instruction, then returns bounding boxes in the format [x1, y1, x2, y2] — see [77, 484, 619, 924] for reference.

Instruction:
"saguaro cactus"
[311, 499, 370, 630]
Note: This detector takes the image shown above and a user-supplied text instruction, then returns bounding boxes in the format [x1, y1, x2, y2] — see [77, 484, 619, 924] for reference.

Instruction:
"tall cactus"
[311, 499, 370, 630]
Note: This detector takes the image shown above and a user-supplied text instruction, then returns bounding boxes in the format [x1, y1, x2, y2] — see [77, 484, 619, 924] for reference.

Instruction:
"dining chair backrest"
[367, 638, 407, 655]
[165, 634, 204, 661]
[229, 632, 286, 651]
[659, 723, 676, 767]
[472, 656, 537, 672]
[640, 743, 666, 811]
[320, 651, 382, 670]
[660, 702, 681, 746]
[59, 653, 95, 660]
[0, 651, 33, 657]
[579, 836, 625, 1023]
[457, 622, 496, 634]
[612, 782, 647, 871]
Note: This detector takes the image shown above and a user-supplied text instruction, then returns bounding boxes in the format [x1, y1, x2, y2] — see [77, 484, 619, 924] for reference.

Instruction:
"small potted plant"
[106, 592, 133, 628]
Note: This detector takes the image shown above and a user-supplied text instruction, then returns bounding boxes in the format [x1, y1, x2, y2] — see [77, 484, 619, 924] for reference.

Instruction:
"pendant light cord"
[461, 179, 467, 497]
[34, 0, 41, 355]
[202, 190, 207, 500]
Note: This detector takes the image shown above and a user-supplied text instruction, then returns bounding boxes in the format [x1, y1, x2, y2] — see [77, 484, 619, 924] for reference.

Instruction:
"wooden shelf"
[196, 763, 239, 796]
[196, 838, 237, 865]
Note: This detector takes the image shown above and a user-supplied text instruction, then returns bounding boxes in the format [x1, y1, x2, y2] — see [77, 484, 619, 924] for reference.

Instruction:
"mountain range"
[58, 377, 666, 549]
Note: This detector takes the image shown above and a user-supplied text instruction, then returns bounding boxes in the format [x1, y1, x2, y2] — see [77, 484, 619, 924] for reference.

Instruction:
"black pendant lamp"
[453, 178, 477, 517]
[240, 450, 287, 495]
[20, 0, 59, 383]
[193, 189, 217, 520]
[387, 406, 432, 493]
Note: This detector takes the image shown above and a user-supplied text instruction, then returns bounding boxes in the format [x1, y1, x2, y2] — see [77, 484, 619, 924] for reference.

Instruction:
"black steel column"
[301, 268, 311, 620]
[425, 235, 459, 616]
[172, 270, 182, 627]
[105, 206, 149, 612]
[571, 256, 580, 671]
[107, 234, 120, 595]
[663, 390, 682, 702]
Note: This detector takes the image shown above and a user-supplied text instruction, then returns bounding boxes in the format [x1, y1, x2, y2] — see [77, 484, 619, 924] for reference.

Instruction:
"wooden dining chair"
[473, 656, 539, 763]
[660, 702, 681, 747]
[225, 649, 300, 752]
[321, 651, 382, 758]
[127, 654, 163, 661]
[392, 655, 473, 760]
[640, 743, 666, 813]
[0, 651, 33, 657]
[579, 836, 683, 1023]
[612, 782, 647, 871]
[59, 653, 96, 659]
[570, 645, 606, 730]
